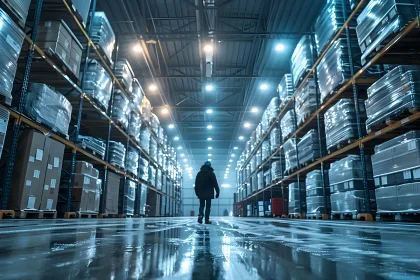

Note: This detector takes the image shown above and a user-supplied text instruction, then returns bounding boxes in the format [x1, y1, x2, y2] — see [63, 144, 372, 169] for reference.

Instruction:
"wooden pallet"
[306, 214, 329, 220]
[76, 212, 99, 219]
[288, 213, 305, 219]
[367, 108, 420, 134]
[377, 212, 420, 222]
[328, 139, 357, 154]
[0, 210, 15, 219]
[331, 212, 374, 221]
[78, 144, 105, 160]
[14, 210, 56, 219]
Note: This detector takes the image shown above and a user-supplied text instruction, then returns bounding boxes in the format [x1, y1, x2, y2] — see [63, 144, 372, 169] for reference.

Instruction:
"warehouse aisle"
[0, 217, 419, 279]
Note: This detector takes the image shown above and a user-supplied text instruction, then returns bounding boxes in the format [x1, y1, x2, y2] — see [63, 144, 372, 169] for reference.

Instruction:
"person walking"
[194, 161, 220, 224]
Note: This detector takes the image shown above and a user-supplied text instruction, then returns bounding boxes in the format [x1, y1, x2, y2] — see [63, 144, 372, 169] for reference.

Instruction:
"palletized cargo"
[119, 179, 136, 215]
[108, 141, 126, 169]
[297, 129, 321, 166]
[91, 11, 115, 65]
[291, 35, 313, 87]
[288, 182, 306, 215]
[280, 110, 297, 141]
[306, 170, 330, 215]
[295, 78, 318, 126]
[283, 138, 298, 174]
[82, 59, 113, 109]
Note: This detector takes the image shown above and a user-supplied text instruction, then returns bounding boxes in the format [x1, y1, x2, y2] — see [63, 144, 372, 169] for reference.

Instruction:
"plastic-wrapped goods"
[376, 182, 420, 213]
[314, 0, 349, 55]
[108, 141, 126, 169]
[350, 0, 360, 10]
[128, 110, 141, 142]
[141, 96, 152, 123]
[255, 123, 263, 142]
[0, 107, 9, 158]
[0, 9, 25, 105]
[266, 97, 279, 124]
[261, 109, 270, 135]
[114, 60, 134, 91]
[150, 113, 160, 135]
[330, 190, 375, 214]
[119, 179, 136, 215]
[324, 98, 367, 151]
[130, 78, 144, 113]
[82, 59, 113, 109]
[1, 0, 31, 24]
[262, 140, 270, 160]
[126, 146, 139, 176]
[140, 125, 151, 151]
[148, 165, 156, 186]
[288, 182, 306, 215]
[111, 89, 129, 130]
[295, 78, 318, 126]
[256, 148, 262, 167]
[72, 0, 92, 26]
[318, 39, 361, 103]
[156, 169, 162, 190]
[91, 12, 115, 65]
[329, 155, 374, 194]
[365, 66, 420, 131]
[139, 156, 149, 181]
[251, 174, 258, 193]
[76, 135, 106, 159]
[280, 110, 297, 142]
[291, 35, 313, 87]
[283, 138, 298, 174]
[135, 183, 148, 216]
[264, 171, 271, 187]
[278, 74, 294, 109]
[24, 83, 72, 136]
[158, 148, 164, 166]
[297, 129, 320, 166]
[271, 160, 283, 181]
[250, 154, 256, 172]
[270, 125, 281, 152]
[356, 0, 417, 65]
[306, 170, 331, 215]
[257, 171, 263, 190]
[372, 132, 420, 187]
[149, 137, 158, 161]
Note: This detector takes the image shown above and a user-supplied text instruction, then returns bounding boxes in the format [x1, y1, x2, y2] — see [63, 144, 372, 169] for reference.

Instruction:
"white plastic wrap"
[130, 78, 144, 114]
[288, 182, 306, 215]
[114, 60, 134, 91]
[270, 125, 281, 151]
[291, 35, 313, 87]
[126, 146, 139, 176]
[306, 170, 330, 215]
[139, 156, 149, 181]
[0, 8, 25, 105]
[91, 12, 115, 64]
[280, 110, 297, 142]
[283, 138, 297, 174]
[108, 141, 126, 169]
[262, 140, 270, 160]
[141, 96, 152, 123]
[140, 125, 151, 151]
[297, 129, 320, 166]
[376, 182, 420, 213]
[82, 59, 113, 109]
[148, 165, 156, 185]
[271, 160, 283, 181]
[150, 113, 160, 135]
[111, 89, 129, 130]
[295, 78, 318, 127]
[278, 74, 294, 109]
[266, 97, 279, 124]
[119, 179, 136, 215]
[25, 83, 72, 136]
[128, 110, 141, 142]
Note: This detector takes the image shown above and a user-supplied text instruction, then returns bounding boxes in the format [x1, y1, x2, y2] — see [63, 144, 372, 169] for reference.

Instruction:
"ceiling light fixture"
[208, 154, 212, 156]
[205, 85, 214, 91]
[174, 136, 179, 141]
[206, 109, 213, 114]
[244, 122, 251, 128]
[231, 154, 235, 157]
[204, 45, 213, 52]
[208, 159, 212, 162]
[229, 159, 233, 162]
[251, 107, 258, 113]
[207, 137, 212, 141]
[180, 154, 185, 157]
[168, 124, 175, 129]
[208, 147, 212, 150]
[259, 84, 268, 90]
[234, 147, 238, 150]
[183, 159, 187, 162]
[133, 45, 143, 52]
[161, 108, 169, 114]
[207, 125, 213, 129]
[275, 43, 285, 52]
[227, 164, 231, 167]
[177, 146, 182, 150]
[239, 136, 244, 140]
[149, 84, 158, 91]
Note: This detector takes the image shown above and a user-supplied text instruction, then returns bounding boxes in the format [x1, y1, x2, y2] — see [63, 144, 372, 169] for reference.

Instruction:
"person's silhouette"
[191, 230, 221, 280]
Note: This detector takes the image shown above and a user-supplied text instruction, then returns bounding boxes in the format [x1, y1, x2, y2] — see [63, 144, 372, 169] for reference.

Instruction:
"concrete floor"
[0, 218, 419, 279]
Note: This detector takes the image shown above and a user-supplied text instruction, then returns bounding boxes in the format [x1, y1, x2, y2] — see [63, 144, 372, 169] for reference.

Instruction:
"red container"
[272, 198, 287, 216]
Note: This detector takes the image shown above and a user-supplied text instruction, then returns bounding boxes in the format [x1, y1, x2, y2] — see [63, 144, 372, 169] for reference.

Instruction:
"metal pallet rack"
[0, 0, 182, 217]
[236, 0, 420, 220]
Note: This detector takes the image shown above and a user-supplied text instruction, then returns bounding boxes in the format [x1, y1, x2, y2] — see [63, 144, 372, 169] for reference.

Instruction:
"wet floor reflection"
[0, 218, 420, 279]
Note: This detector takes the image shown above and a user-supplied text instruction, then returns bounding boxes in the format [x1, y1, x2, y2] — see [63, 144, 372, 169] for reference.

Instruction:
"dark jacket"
[194, 165, 220, 199]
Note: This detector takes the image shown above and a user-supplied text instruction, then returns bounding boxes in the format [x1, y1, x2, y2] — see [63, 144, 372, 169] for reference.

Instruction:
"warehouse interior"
[1, 0, 420, 279]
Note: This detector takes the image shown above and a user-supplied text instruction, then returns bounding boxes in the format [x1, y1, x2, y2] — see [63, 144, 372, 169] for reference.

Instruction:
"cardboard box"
[74, 161, 93, 176]
[40, 138, 65, 211]
[9, 130, 50, 211]
[100, 170, 120, 215]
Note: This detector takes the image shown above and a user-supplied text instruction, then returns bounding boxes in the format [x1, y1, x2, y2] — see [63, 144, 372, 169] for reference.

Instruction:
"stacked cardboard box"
[37, 21, 83, 77]
[61, 161, 101, 213]
[9, 130, 64, 212]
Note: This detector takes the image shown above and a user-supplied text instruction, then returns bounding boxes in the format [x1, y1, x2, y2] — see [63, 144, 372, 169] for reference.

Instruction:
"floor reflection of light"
[222, 235, 231, 244]
[180, 258, 192, 274]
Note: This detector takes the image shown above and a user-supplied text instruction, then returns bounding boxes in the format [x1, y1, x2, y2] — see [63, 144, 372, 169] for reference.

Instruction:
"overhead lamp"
[149, 84, 158, 91]
[177, 146, 182, 150]
[227, 164, 231, 167]
[221, 184, 231, 188]
[275, 43, 285, 52]
[133, 44, 143, 52]
[229, 159, 233, 162]
[208, 147, 212, 150]
[231, 154, 235, 157]
[168, 124, 175, 129]
[174, 136, 179, 141]
[259, 84, 268, 90]
[206, 109, 213, 114]
[204, 45, 213, 52]
[251, 107, 258, 113]
[180, 153, 185, 157]
[208, 154, 212, 156]
[244, 122, 251, 128]
[234, 147, 238, 150]
[208, 159, 212, 162]
[239, 136, 244, 140]
[205, 85, 214, 92]
[226, 168, 229, 171]
[161, 108, 169, 114]
[207, 137, 212, 141]
[207, 125, 213, 129]
[183, 159, 187, 162]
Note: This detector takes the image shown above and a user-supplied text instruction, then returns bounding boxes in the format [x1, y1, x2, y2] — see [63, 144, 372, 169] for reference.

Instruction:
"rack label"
[33, 170, 40, 179]
[25, 180, 31, 187]
[46, 199, 53, 210]
[50, 179, 56, 188]
[47, 164, 52, 170]
[27, 197, 36, 210]
[54, 157, 60, 168]
[36, 149, 43, 161]
[401, 117, 410, 124]
[44, 185, 49, 191]
[29, 156, 35, 163]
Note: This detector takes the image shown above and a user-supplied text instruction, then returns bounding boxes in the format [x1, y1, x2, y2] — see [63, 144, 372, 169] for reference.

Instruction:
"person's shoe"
[205, 220, 212, 224]
[197, 216, 203, 224]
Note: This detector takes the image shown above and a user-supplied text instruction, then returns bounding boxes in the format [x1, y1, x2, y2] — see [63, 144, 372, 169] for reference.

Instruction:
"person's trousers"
[198, 199, 211, 220]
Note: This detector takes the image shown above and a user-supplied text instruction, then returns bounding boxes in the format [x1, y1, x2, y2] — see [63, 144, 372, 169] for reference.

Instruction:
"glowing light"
[231, 154, 235, 157]
[149, 84, 158, 91]
[204, 45, 213, 52]
[183, 159, 187, 162]
[251, 107, 258, 113]
[208, 147, 212, 150]
[207, 125, 213, 129]
[133, 45, 143, 52]
[206, 109, 213, 114]
[205, 85, 214, 91]
[229, 159, 233, 162]
[207, 137, 212, 141]
[244, 122, 251, 128]
[177, 146, 182, 150]
[174, 136, 179, 141]
[180, 154, 185, 157]
[239, 136, 244, 140]
[275, 43, 285, 51]
[208, 154, 212, 156]
[234, 147, 238, 150]
[168, 124, 175, 129]
[161, 108, 169, 114]
[260, 84, 268, 90]
[221, 184, 231, 188]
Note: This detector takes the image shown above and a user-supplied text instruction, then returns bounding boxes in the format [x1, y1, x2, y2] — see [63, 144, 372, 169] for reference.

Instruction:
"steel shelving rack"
[0, 0, 182, 217]
[236, 0, 420, 220]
